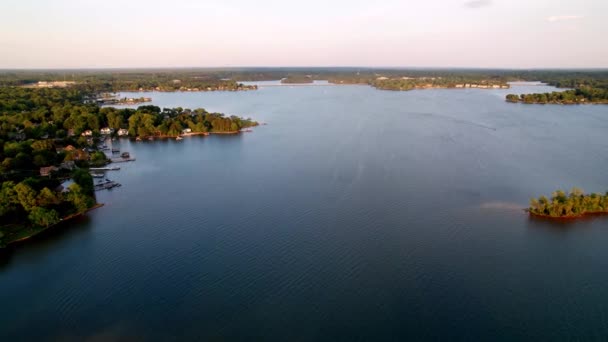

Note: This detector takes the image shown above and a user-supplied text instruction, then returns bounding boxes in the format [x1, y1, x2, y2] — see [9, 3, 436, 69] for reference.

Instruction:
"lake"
[2, 82, 608, 341]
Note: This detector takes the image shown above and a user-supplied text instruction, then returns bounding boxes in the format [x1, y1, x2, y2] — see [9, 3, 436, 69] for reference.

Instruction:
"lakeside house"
[40, 166, 59, 177]
[117, 128, 129, 136]
[60, 161, 76, 170]
[100, 127, 114, 135]
[81, 130, 93, 137]
[182, 128, 192, 134]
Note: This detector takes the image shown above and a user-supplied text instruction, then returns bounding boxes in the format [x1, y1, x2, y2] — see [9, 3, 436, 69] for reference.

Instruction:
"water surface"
[2, 83, 608, 341]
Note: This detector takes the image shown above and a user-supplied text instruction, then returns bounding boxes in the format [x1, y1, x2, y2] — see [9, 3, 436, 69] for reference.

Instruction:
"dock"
[90, 166, 120, 171]
[94, 180, 121, 191]
[110, 158, 136, 163]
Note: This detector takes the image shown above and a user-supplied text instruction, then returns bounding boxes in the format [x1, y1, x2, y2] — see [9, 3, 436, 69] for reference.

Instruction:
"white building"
[117, 128, 129, 136]
[100, 127, 113, 135]
[81, 130, 93, 136]
[182, 128, 192, 134]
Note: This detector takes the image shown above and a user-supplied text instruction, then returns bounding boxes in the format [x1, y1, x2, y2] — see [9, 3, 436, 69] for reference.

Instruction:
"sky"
[0, 0, 606, 69]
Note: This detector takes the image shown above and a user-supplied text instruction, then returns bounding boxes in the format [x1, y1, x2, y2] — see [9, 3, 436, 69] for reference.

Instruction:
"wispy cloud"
[463, 0, 492, 9]
[546, 15, 584, 22]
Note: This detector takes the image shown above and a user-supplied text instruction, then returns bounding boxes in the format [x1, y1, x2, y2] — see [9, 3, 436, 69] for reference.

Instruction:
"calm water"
[2, 83, 608, 341]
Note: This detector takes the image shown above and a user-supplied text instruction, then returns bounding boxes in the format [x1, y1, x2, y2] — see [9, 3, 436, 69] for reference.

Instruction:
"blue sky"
[0, 0, 606, 68]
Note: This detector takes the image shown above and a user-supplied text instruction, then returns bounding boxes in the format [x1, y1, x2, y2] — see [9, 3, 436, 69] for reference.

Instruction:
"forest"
[371, 77, 508, 91]
[0, 70, 257, 93]
[529, 188, 608, 218]
[281, 75, 314, 84]
[0, 86, 257, 246]
[506, 87, 608, 104]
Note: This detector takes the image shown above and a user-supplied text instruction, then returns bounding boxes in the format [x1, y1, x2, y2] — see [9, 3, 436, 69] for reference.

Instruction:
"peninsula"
[0, 86, 258, 247]
[506, 88, 608, 104]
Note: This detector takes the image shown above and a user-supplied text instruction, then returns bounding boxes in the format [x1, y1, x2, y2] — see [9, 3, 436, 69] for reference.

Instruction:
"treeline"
[371, 77, 509, 91]
[281, 75, 313, 84]
[506, 88, 608, 104]
[0, 70, 257, 93]
[529, 188, 608, 218]
[108, 105, 258, 137]
[2, 68, 607, 93]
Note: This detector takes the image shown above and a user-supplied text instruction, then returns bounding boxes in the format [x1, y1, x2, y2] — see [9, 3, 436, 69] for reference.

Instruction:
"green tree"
[14, 182, 37, 212]
[37, 187, 60, 207]
[28, 207, 60, 227]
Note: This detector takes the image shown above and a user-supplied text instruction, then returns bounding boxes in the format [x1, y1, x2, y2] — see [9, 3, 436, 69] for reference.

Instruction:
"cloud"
[546, 15, 584, 22]
[463, 0, 492, 9]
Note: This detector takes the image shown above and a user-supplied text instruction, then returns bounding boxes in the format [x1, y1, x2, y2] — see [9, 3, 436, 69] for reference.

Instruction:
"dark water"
[2, 83, 608, 341]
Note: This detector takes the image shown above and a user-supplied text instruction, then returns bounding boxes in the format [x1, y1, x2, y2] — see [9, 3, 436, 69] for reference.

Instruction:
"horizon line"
[1, 66, 607, 72]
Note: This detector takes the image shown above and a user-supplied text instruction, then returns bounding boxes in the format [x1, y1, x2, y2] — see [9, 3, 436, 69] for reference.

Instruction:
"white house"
[117, 128, 129, 136]
[182, 128, 192, 134]
[100, 127, 113, 135]
[81, 130, 93, 136]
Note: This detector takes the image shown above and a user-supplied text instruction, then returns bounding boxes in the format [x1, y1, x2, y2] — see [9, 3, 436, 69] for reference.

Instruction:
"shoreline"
[527, 210, 608, 220]
[3, 203, 105, 247]
[507, 100, 608, 105]
[135, 131, 248, 140]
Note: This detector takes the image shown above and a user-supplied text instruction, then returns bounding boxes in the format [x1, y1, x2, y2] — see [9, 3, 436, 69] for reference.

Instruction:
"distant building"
[60, 161, 76, 170]
[376, 76, 389, 80]
[182, 128, 192, 134]
[81, 130, 93, 136]
[100, 127, 113, 135]
[117, 128, 129, 136]
[40, 166, 59, 177]
[34, 81, 76, 88]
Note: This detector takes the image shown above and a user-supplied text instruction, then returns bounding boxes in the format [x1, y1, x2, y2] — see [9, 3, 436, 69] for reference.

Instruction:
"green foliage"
[372, 77, 508, 91]
[28, 207, 60, 227]
[529, 188, 608, 218]
[506, 88, 608, 104]
[67, 183, 94, 214]
[14, 182, 37, 211]
[0, 181, 18, 216]
[72, 168, 94, 196]
[90, 151, 107, 162]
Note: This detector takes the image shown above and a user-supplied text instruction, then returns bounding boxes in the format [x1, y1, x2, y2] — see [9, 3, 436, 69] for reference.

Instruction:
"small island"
[528, 188, 608, 219]
[281, 75, 314, 84]
[506, 88, 608, 104]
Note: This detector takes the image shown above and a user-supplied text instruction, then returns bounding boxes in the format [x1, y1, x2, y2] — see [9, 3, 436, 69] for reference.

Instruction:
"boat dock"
[94, 180, 121, 191]
[90, 166, 120, 171]
[110, 158, 136, 163]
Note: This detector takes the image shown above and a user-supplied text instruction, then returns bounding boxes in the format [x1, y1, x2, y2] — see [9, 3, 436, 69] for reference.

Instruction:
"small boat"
[136, 137, 142, 141]
[91, 173, 104, 178]
[111, 148, 120, 153]
[121, 152, 130, 158]
[176, 136, 183, 141]
[147, 137, 154, 141]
